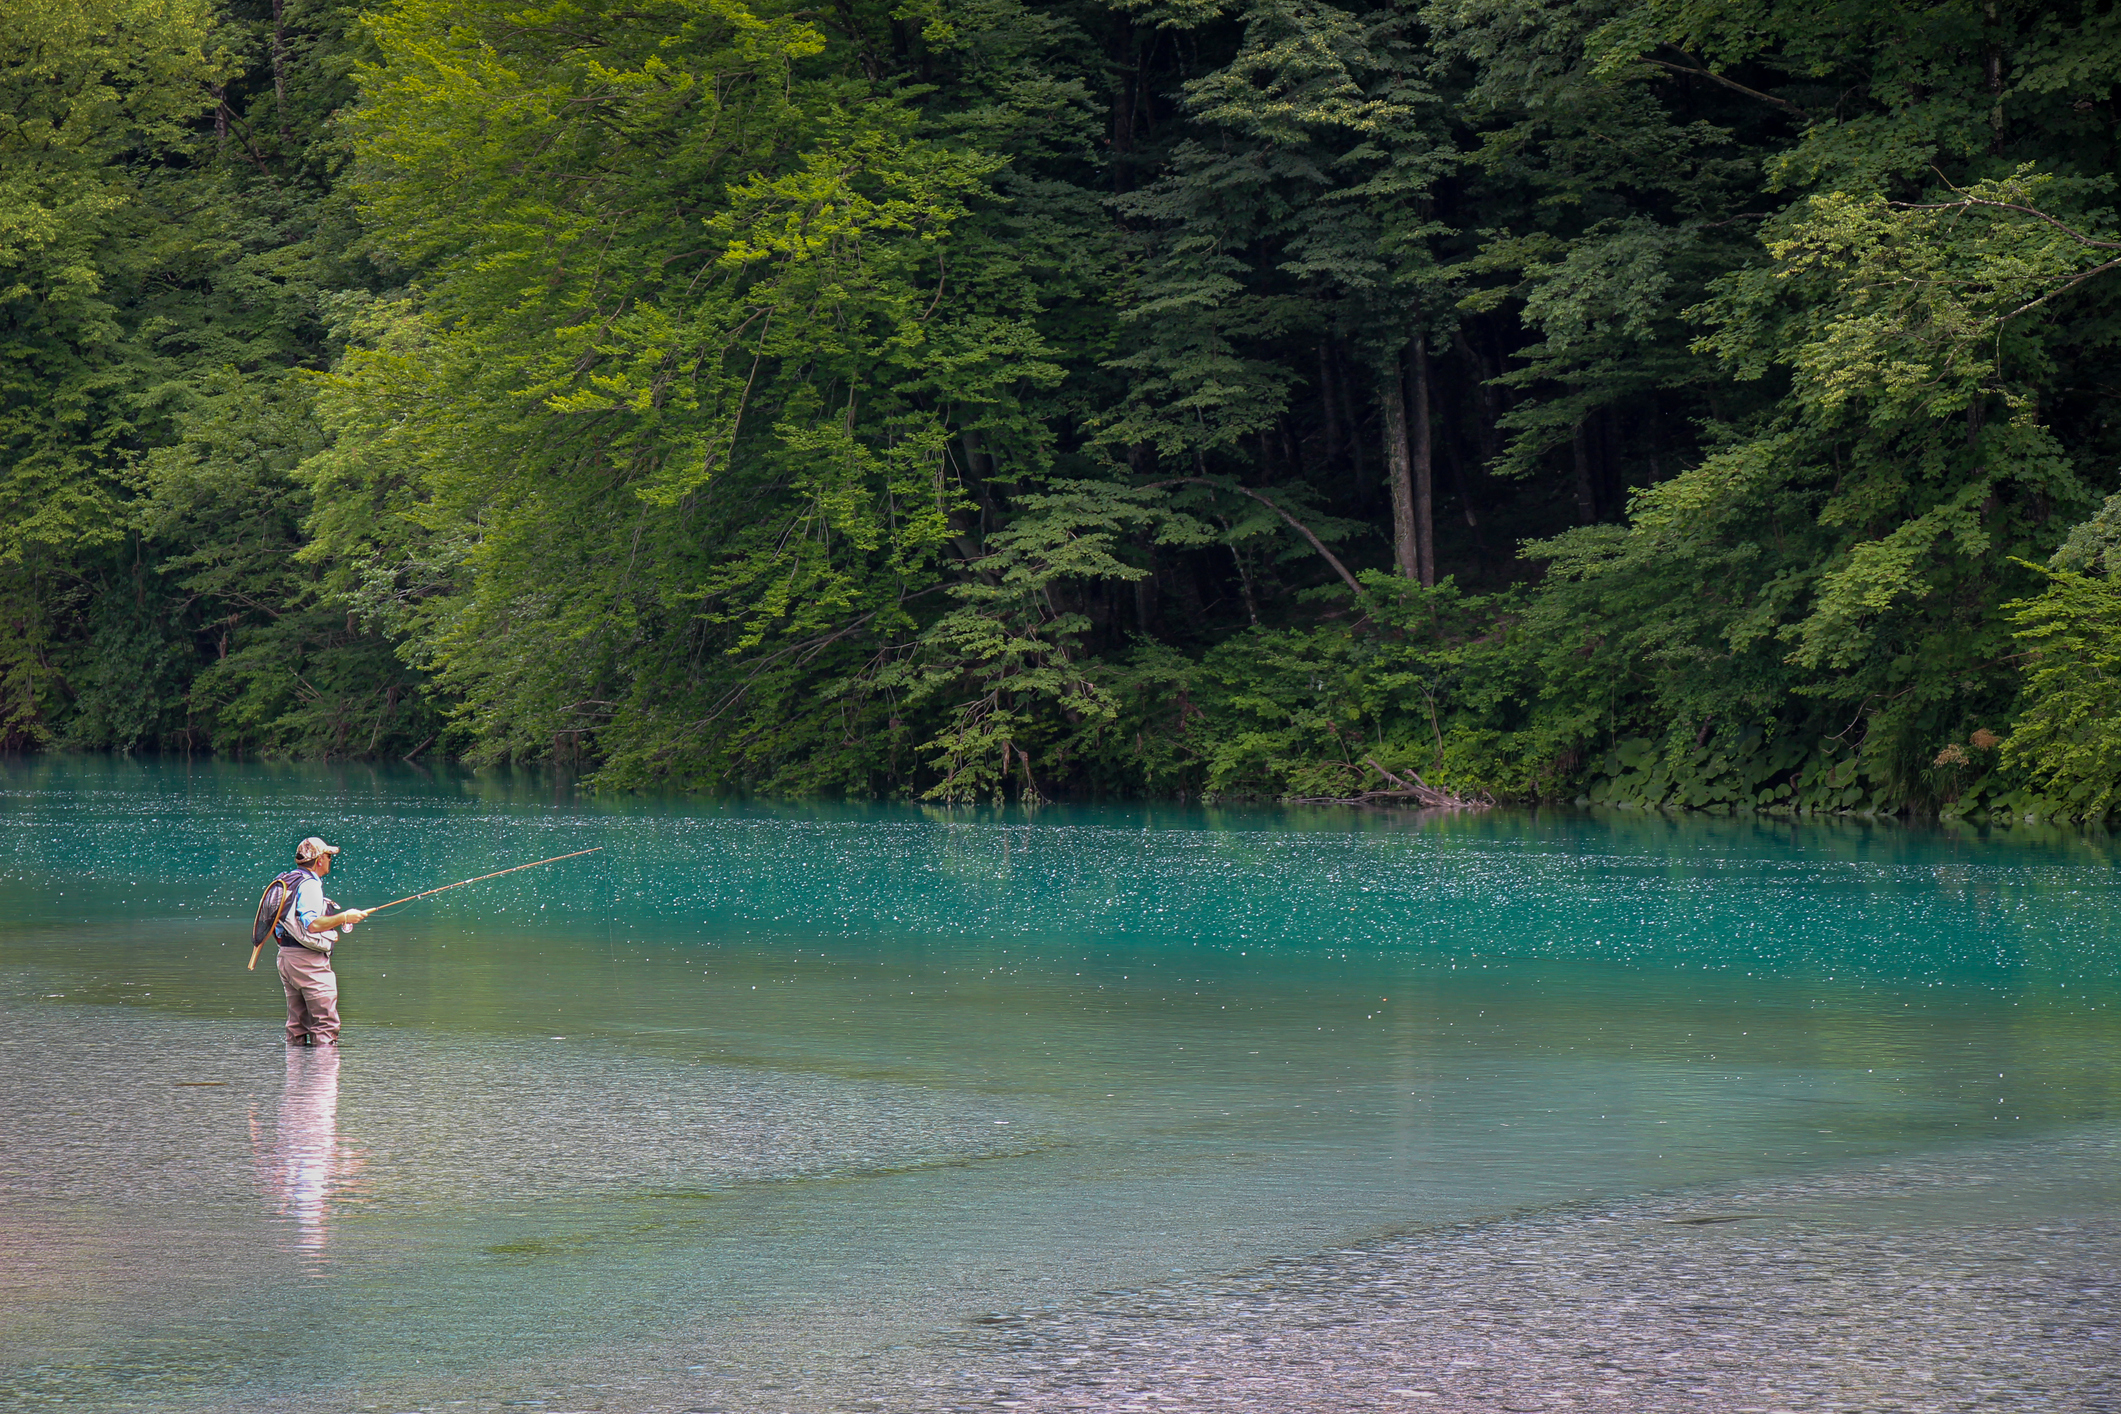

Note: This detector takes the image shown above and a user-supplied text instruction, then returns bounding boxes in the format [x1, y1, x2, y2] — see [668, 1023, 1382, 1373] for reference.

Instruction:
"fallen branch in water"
[1285, 757, 1493, 810]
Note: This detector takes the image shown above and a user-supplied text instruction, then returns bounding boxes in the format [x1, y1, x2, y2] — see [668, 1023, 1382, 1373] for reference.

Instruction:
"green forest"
[5, 0, 2121, 819]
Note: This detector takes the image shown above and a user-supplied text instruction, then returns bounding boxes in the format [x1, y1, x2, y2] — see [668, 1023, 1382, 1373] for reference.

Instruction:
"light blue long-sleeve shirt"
[293, 869, 327, 928]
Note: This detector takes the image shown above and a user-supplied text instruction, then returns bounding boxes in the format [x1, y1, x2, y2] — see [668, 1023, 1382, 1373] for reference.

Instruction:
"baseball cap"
[295, 837, 342, 862]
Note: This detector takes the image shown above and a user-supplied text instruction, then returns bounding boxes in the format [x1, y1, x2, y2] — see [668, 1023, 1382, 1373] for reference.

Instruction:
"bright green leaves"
[715, 117, 988, 279]
[2004, 563, 2121, 823]
[0, 0, 222, 302]
[320, 0, 1064, 773]
[10, 0, 2121, 816]
[0, 0, 224, 565]
[632, 113, 1005, 510]
[2001, 492, 2121, 822]
[1184, 0, 1411, 144]
[2049, 491, 2121, 578]
[352, 0, 824, 275]
[1730, 172, 2120, 427]
[1683, 167, 2106, 676]
[0, 0, 238, 748]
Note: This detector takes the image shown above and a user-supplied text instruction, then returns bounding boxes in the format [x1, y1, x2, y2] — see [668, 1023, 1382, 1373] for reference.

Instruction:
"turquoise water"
[0, 757, 2116, 1411]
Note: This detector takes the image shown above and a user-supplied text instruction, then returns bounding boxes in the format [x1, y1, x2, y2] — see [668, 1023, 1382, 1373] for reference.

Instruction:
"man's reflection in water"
[253, 1046, 365, 1262]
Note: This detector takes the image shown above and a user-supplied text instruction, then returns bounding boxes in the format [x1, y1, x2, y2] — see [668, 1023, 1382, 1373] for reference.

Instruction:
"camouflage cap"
[295, 837, 341, 862]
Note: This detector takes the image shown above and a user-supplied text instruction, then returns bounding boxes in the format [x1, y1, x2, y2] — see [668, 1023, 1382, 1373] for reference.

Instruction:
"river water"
[0, 757, 2115, 1412]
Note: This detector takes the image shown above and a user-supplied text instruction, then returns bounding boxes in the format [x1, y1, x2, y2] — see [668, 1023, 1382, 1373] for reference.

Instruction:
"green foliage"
[0, 0, 429, 754]
[1999, 564, 2121, 823]
[142, 369, 440, 754]
[2, 0, 2120, 822]
[306, 0, 1068, 782]
[2049, 489, 2121, 578]
[2001, 491, 2121, 823]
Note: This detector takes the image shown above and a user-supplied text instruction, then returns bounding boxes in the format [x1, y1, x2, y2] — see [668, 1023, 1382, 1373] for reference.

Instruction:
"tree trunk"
[1454, 327, 1502, 468]
[1318, 344, 1343, 472]
[272, 0, 292, 146]
[1225, 528, 1260, 627]
[1110, 16, 1136, 191]
[1571, 420, 1597, 525]
[1336, 341, 1370, 506]
[951, 427, 999, 579]
[1442, 436, 1489, 556]
[1382, 351, 1419, 580]
[1134, 562, 1158, 634]
[1602, 405, 1625, 521]
[1411, 335, 1436, 588]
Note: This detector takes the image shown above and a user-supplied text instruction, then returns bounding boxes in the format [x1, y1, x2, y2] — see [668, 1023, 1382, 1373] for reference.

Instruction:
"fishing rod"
[247, 848, 602, 970]
[363, 847, 603, 916]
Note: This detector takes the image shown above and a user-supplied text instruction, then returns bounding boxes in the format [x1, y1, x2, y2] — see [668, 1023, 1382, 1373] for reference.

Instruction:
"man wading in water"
[278, 838, 370, 1047]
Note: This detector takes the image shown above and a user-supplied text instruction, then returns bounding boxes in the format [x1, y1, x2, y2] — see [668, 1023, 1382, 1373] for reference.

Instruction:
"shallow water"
[0, 757, 2116, 1412]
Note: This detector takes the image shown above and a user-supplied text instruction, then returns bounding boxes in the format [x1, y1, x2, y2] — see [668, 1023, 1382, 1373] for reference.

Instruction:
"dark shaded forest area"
[5, 0, 2121, 818]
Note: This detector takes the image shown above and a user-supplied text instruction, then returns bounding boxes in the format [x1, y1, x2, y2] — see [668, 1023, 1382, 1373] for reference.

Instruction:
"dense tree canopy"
[5, 0, 2120, 821]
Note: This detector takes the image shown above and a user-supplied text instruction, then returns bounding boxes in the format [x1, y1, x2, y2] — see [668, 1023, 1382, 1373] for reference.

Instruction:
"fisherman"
[278, 838, 370, 1048]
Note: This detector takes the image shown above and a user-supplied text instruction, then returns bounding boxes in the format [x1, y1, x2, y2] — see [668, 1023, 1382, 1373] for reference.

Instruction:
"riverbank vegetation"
[4, 0, 2120, 819]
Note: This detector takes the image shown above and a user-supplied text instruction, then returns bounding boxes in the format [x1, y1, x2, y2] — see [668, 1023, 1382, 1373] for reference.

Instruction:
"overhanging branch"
[1641, 53, 1805, 117]
[1144, 477, 1364, 597]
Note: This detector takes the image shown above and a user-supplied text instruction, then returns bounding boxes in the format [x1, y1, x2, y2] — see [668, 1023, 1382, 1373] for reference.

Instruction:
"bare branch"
[1284, 758, 1491, 809]
[1143, 478, 1364, 596]
[1880, 174, 2121, 318]
[2004, 256, 2121, 320]
[1640, 55, 1805, 117]
[1887, 197, 2121, 250]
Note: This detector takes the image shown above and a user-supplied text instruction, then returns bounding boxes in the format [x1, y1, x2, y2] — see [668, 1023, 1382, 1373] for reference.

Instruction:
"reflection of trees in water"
[251, 1049, 365, 1257]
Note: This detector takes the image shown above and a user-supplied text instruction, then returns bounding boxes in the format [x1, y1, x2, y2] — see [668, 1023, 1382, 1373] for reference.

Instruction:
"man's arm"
[293, 877, 368, 940]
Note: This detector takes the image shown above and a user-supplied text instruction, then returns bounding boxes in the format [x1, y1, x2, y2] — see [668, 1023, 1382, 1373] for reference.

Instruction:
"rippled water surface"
[0, 757, 2116, 1412]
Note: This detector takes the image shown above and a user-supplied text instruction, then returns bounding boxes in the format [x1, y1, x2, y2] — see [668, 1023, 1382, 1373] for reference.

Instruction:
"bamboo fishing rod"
[248, 848, 602, 969]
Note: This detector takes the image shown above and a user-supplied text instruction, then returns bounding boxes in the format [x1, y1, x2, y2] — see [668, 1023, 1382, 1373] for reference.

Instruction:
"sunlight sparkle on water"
[0, 756, 2116, 1411]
